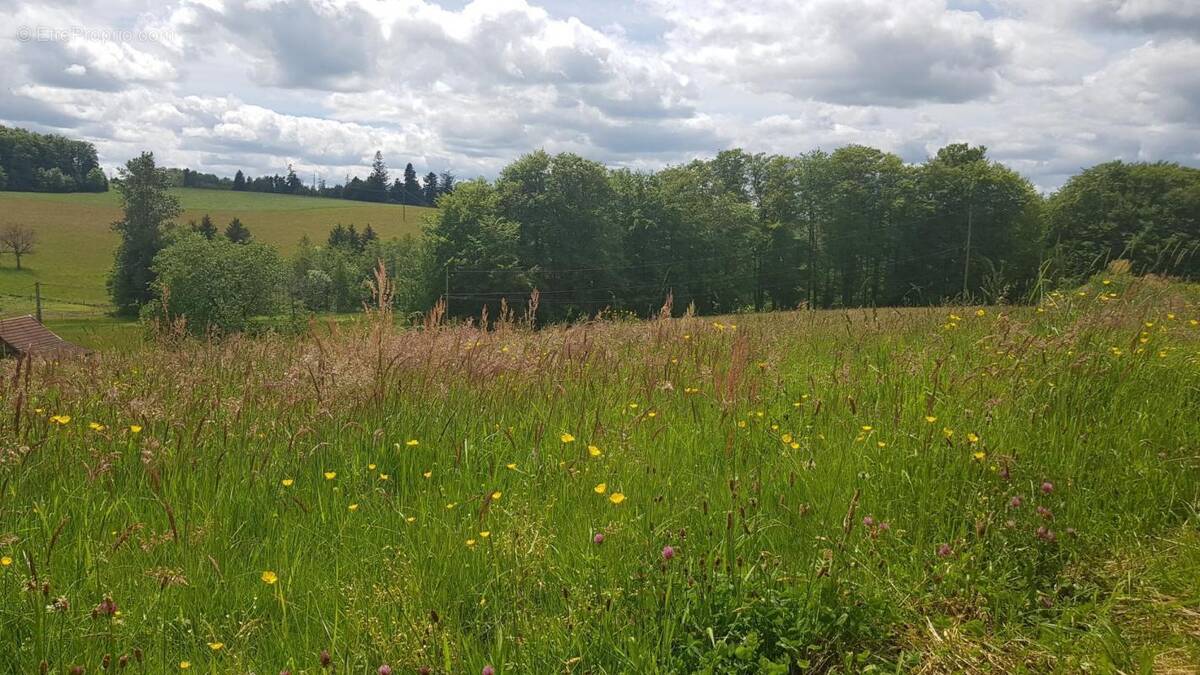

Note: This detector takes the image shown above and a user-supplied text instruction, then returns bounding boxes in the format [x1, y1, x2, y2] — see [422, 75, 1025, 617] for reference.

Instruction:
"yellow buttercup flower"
[1, 556, 11, 567]
[368, 463, 376, 470]
[129, 425, 142, 433]
[588, 445, 602, 457]
[491, 491, 502, 500]
[423, 470, 432, 479]
[466, 539, 477, 547]
[966, 432, 980, 444]
[281, 478, 294, 487]
[924, 416, 937, 424]
[208, 642, 224, 651]
[348, 503, 359, 512]
[49, 415, 71, 425]
[406, 439, 419, 446]
[506, 463, 517, 470]
[479, 530, 490, 538]
[180, 662, 191, 670]
[89, 421, 106, 431]
[261, 570, 278, 584]
[560, 432, 576, 443]
[594, 483, 607, 494]
[609, 493, 626, 505]
[324, 471, 336, 480]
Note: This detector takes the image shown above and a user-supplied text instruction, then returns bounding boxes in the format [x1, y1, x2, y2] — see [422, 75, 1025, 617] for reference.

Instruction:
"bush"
[145, 232, 285, 334]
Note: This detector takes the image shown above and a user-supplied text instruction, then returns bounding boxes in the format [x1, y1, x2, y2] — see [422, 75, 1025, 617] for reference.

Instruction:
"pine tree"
[439, 171, 456, 196]
[403, 163, 421, 205]
[107, 152, 182, 316]
[422, 171, 439, 205]
[232, 170, 245, 191]
[192, 213, 218, 240]
[366, 151, 389, 202]
[225, 217, 252, 244]
[285, 164, 303, 194]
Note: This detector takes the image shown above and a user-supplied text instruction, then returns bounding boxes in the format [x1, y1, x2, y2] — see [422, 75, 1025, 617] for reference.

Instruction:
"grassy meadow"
[0, 189, 434, 320]
[0, 274, 1198, 673]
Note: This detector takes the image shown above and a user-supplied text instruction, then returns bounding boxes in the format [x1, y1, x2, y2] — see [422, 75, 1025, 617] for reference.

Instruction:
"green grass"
[0, 189, 435, 311]
[0, 274, 1197, 673]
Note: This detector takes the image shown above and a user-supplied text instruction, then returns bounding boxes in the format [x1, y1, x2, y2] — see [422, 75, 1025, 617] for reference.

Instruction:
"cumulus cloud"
[0, 0, 1196, 190]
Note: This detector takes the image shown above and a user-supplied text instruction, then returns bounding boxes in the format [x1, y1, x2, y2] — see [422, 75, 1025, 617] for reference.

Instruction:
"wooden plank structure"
[0, 315, 88, 358]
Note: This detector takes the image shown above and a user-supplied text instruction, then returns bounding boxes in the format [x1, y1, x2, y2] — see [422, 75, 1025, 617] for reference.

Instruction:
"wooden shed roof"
[0, 315, 87, 357]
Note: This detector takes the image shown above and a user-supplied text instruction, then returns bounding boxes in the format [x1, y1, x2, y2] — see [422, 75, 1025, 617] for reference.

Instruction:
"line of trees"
[0, 126, 108, 193]
[108, 147, 1200, 332]
[424, 145, 1049, 321]
[223, 152, 456, 206]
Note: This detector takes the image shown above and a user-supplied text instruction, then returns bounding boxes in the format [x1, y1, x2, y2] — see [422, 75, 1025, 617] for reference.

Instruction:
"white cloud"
[0, 0, 1196, 190]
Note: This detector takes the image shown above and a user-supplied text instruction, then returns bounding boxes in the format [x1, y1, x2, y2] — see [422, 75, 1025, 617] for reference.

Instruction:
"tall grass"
[0, 274, 1197, 673]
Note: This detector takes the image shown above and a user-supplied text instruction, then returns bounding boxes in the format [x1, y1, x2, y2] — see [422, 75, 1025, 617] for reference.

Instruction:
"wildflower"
[261, 571, 278, 585]
[1037, 506, 1053, 520]
[49, 415, 71, 425]
[368, 463, 376, 470]
[92, 596, 118, 618]
[924, 415, 937, 424]
[324, 472, 336, 480]
[1041, 481, 1054, 494]
[281, 479, 294, 487]
[466, 539, 476, 547]
[506, 463, 517, 470]
[593, 533, 605, 545]
[861, 425, 873, 432]
[973, 451, 986, 462]
[180, 662, 191, 670]
[942, 427, 954, 438]
[737, 420, 747, 428]
[379, 666, 393, 675]
[588, 445, 602, 457]
[89, 422, 106, 431]
[319, 650, 332, 668]
[877, 441, 887, 449]
[1, 556, 11, 567]
[975, 309, 986, 317]
[936, 543, 953, 558]
[406, 439, 419, 447]
[379, 473, 390, 481]
[628, 403, 639, 409]
[594, 483, 607, 494]
[1009, 496, 1023, 508]
[609, 493, 626, 505]
[208, 642, 224, 651]
[479, 531, 490, 538]
[661, 545, 675, 560]
[560, 432, 576, 443]
[781, 433, 794, 444]
[405, 516, 415, 523]
[482, 667, 496, 675]
[348, 504, 359, 512]
[862, 515, 875, 528]
[423, 471, 432, 479]
[966, 432, 980, 444]
[445, 502, 457, 509]
[491, 491, 502, 501]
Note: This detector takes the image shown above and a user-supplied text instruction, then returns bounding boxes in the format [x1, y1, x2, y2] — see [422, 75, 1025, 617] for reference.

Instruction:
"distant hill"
[0, 187, 435, 317]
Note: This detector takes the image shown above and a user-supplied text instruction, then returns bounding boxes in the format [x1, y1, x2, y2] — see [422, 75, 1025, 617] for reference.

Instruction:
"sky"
[1, 0, 1197, 190]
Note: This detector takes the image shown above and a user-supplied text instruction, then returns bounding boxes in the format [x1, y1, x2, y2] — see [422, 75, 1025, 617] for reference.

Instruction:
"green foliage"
[427, 146, 1051, 321]
[0, 125, 106, 193]
[146, 232, 285, 333]
[107, 152, 182, 316]
[225, 217, 252, 244]
[1047, 161, 1200, 280]
[1, 282, 1197, 671]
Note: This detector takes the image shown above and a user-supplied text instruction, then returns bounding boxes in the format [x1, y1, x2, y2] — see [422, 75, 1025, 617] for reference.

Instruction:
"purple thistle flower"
[862, 515, 875, 528]
[661, 545, 675, 560]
